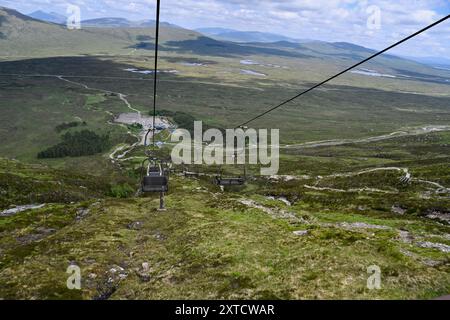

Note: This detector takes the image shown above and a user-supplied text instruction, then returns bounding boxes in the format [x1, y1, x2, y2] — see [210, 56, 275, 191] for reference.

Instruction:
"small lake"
[123, 68, 179, 75]
[351, 68, 396, 78]
[240, 60, 259, 65]
[179, 62, 205, 67]
[240, 69, 267, 77]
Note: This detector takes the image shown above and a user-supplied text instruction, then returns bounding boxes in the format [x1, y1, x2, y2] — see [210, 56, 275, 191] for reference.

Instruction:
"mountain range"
[195, 27, 309, 43]
[81, 17, 177, 28]
[403, 56, 450, 68]
[0, 6, 449, 79]
[26, 10, 177, 28]
[28, 10, 66, 24]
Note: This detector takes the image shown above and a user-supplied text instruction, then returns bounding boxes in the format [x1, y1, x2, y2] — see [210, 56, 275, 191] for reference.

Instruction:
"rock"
[153, 231, 166, 241]
[127, 221, 143, 230]
[398, 230, 414, 243]
[338, 222, 390, 231]
[136, 262, 152, 282]
[16, 227, 56, 244]
[269, 175, 299, 182]
[424, 209, 450, 224]
[267, 196, 292, 206]
[391, 205, 406, 215]
[0, 204, 45, 217]
[76, 208, 90, 220]
[293, 230, 308, 236]
[417, 241, 450, 253]
[106, 265, 128, 284]
[240, 199, 301, 223]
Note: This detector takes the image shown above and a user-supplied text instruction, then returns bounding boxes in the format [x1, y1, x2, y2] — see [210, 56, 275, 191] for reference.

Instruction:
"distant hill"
[0, 7, 131, 56]
[81, 17, 178, 28]
[403, 56, 450, 69]
[196, 27, 309, 43]
[25, 9, 179, 28]
[81, 17, 132, 28]
[28, 10, 66, 24]
[1, 6, 448, 81]
[0, 7, 199, 57]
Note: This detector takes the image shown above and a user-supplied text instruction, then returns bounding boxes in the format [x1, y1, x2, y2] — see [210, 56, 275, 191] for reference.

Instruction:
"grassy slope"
[0, 163, 448, 300]
[0, 7, 449, 300]
[0, 157, 131, 209]
[0, 7, 201, 58]
[0, 73, 135, 160]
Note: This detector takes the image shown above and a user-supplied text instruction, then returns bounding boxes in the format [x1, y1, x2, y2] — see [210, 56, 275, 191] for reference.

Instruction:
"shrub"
[110, 183, 135, 198]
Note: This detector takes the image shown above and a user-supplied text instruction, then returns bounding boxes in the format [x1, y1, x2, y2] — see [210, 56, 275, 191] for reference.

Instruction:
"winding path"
[281, 125, 450, 150]
[56, 76, 142, 164]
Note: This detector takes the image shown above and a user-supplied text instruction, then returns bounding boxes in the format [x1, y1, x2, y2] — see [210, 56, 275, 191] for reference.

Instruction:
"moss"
[1, 156, 449, 299]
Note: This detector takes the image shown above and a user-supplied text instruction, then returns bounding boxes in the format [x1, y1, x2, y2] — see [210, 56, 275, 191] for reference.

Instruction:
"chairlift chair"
[140, 125, 170, 193]
[215, 175, 246, 186]
[140, 158, 169, 193]
[214, 148, 247, 186]
[215, 163, 246, 186]
[182, 162, 200, 178]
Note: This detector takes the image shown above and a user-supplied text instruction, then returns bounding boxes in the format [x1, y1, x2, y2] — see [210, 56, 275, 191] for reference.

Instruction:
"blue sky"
[1, 0, 449, 58]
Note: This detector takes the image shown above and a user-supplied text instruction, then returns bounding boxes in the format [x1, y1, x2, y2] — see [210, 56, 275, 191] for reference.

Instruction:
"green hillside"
[0, 156, 449, 299]
[0, 6, 449, 300]
[0, 7, 200, 57]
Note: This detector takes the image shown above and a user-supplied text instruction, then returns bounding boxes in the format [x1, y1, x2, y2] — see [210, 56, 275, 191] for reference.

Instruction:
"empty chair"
[181, 162, 200, 178]
[215, 166, 246, 186]
[215, 176, 245, 186]
[214, 155, 246, 186]
[140, 159, 169, 193]
[184, 171, 200, 178]
[142, 175, 168, 192]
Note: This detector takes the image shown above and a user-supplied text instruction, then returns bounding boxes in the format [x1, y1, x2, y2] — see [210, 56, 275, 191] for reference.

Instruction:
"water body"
[179, 62, 205, 67]
[240, 60, 259, 65]
[351, 68, 449, 84]
[123, 68, 179, 75]
[351, 68, 396, 78]
[240, 60, 284, 69]
[240, 69, 267, 77]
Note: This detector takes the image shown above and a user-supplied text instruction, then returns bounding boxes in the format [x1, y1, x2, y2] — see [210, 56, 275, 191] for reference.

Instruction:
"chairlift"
[140, 128, 170, 193]
[214, 152, 246, 186]
[215, 174, 246, 186]
[182, 162, 200, 178]
[140, 157, 169, 193]
[136, 0, 169, 210]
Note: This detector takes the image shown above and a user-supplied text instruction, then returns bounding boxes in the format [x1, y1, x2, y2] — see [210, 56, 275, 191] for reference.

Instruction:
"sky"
[0, 0, 449, 58]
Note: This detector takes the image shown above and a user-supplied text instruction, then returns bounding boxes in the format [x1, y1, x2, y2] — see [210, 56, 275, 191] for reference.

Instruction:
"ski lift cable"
[151, 0, 161, 147]
[236, 14, 450, 128]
